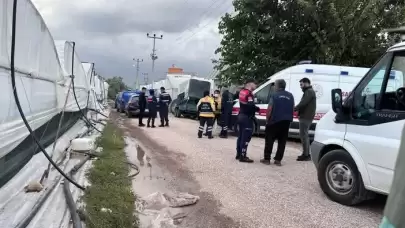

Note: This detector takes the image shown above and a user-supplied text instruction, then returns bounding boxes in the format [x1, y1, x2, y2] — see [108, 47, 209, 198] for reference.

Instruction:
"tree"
[106, 76, 129, 99]
[215, 0, 405, 84]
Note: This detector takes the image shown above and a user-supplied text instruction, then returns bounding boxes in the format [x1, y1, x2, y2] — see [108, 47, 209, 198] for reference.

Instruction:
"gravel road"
[120, 113, 385, 228]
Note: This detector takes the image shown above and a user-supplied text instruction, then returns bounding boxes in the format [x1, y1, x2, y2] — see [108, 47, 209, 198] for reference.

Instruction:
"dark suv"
[125, 95, 149, 118]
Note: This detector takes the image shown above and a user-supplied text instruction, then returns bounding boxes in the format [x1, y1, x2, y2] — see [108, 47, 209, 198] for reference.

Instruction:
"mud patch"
[111, 112, 241, 228]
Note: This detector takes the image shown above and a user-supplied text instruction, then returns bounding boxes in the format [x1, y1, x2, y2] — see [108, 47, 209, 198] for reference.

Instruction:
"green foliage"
[83, 122, 138, 228]
[215, 0, 405, 84]
[106, 77, 129, 100]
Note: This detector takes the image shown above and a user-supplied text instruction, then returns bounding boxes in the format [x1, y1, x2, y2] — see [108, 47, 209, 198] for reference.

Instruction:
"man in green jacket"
[294, 77, 316, 161]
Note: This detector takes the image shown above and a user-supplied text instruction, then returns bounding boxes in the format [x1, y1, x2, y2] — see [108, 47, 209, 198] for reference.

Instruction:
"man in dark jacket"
[260, 79, 294, 166]
[159, 87, 172, 127]
[138, 87, 147, 127]
[294, 77, 316, 161]
[219, 89, 233, 138]
[147, 89, 158, 128]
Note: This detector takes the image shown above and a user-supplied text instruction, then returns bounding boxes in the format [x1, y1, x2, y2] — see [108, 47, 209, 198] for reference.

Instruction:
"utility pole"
[146, 33, 163, 73]
[133, 58, 143, 90]
[142, 72, 149, 85]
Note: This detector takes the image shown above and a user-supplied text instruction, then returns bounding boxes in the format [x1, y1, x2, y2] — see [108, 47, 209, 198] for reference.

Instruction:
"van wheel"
[127, 112, 132, 118]
[317, 149, 371, 206]
[174, 108, 181, 118]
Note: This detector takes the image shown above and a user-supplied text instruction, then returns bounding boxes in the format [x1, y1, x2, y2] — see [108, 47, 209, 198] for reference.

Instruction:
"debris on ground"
[136, 192, 199, 228]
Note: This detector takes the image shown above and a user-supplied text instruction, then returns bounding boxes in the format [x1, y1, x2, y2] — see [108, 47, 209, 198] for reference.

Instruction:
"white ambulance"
[231, 64, 370, 138]
[311, 41, 405, 206]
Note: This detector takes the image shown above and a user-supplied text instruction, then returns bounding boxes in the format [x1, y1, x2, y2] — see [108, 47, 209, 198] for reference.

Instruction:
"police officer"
[138, 87, 147, 127]
[147, 89, 158, 128]
[219, 89, 233, 138]
[260, 79, 294, 166]
[197, 91, 216, 139]
[158, 87, 172, 127]
[236, 80, 259, 163]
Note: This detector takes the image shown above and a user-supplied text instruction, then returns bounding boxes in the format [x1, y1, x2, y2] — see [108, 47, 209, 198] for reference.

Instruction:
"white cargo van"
[311, 41, 405, 206]
[231, 64, 370, 138]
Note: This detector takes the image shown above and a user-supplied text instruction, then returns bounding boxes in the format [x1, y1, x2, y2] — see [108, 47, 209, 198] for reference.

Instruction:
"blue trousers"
[236, 115, 253, 157]
[159, 107, 169, 125]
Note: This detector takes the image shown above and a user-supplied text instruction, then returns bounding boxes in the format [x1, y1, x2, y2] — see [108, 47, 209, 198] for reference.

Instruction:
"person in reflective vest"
[147, 89, 158, 128]
[219, 89, 233, 138]
[159, 87, 172, 127]
[197, 91, 216, 139]
[236, 80, 259, 163]
[204, 90, 222, 136]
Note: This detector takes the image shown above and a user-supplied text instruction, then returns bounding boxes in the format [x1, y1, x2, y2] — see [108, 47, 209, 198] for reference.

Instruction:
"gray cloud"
[33, 0, 233, 86]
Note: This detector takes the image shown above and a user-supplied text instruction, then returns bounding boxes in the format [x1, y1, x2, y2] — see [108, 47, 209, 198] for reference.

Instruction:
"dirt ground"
[112, 111, 385, 228]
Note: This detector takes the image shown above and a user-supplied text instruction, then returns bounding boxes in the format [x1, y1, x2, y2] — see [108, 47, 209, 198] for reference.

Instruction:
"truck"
[173, 78, 212, 119]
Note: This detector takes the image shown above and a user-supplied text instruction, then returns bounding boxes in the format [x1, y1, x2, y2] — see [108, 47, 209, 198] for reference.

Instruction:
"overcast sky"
[32, 0, 234, 87]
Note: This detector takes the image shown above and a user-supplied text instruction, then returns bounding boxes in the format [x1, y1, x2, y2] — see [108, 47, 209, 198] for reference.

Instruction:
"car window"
[255, 84, 271, 104]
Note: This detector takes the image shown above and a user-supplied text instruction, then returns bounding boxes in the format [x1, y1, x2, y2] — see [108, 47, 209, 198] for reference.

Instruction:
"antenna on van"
[384, 26, 405, 43]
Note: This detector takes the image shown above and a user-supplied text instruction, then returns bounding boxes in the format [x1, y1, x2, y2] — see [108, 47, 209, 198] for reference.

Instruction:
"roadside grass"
[83, 122, 138, 228]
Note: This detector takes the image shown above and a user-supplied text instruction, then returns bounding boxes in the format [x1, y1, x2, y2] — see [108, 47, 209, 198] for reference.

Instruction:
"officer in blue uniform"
[236, 80, 259, 163]
[159, 87, 172, 127]
[147, 89, 158, 128]
[260, 79, 294, 166]
[219, 89, 233, 138]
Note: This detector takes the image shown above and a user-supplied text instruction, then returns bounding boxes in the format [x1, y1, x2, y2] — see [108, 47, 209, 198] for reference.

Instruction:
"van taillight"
[232, 107, 240, 115]
[314, 113, 325, 120]
[293, 111, 299, 119]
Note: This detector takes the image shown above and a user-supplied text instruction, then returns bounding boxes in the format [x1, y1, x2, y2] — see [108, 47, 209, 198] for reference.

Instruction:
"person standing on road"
[138, 87, 147, 127]
[294, 77, 316, 161]
[260, 79, 294, 166]
[197, 91, 216, 139]
[236, 79, 259, 163]
[159, 87, 172, 127]
[219, 89, 233, 138]
[204, 90, 222, 136]
[147, 89, 158, 128]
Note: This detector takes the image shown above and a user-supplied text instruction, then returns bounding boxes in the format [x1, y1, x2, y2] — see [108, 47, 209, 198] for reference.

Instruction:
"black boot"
[297, 154, 311, 161]
[239, 156, 254, 163]
[198, 131, 202, 138]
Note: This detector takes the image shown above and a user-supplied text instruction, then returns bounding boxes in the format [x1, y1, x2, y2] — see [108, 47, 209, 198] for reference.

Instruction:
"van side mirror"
[331, 88, 343, 113]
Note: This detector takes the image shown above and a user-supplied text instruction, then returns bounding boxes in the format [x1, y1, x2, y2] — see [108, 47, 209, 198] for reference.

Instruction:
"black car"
[125, 95, 149, 118]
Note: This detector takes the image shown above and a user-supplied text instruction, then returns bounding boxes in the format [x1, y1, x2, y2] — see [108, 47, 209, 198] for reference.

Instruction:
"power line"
[175, 0, 223, 41]
[179, 3, 233, 44]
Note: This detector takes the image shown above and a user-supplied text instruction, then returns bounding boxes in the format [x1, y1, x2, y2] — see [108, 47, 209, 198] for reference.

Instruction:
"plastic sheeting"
[0, 0, 62, 160]
[54, 40, 90, 111]
[137, 192, 199, 228]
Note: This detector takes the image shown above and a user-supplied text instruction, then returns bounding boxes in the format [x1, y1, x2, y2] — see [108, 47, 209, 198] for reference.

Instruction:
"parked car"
[117, 90, 139, 113]
[125, 94, 149, 118]
[114, 92, 123, 109]
[174, 97, 199, 119]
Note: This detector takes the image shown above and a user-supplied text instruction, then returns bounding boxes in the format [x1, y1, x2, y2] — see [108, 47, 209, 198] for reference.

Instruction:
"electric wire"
[9, 0, 85, 191]
[69, 41, 102, 134]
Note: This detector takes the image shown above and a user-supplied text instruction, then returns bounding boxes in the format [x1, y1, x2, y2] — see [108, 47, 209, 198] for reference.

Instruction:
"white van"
[231, 64, 370, 138]
[311, 41, 405, 206]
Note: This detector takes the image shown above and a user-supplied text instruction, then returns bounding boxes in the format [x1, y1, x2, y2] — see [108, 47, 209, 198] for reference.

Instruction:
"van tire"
[317, 149, 370, 206]
[174, 108, 181, 118]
